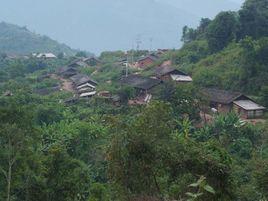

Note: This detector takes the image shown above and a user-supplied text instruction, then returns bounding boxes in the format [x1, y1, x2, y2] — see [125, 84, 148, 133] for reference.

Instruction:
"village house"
[97, 91, 121, 106]
[57, 66, 78, 78]
[35, 53, 57, 59]
[202, 88, 266, 119]
[2, 90, 13, 97]
[83, 57, 101, 66]
[117, 58, 128, 67]
[70, 74, 98, 98]
[68, 59, 88, 68]
[120, 74, 161, 104]
[135, 55, 158, 69]
[156, 49, 169, 56]
[155, 66, 193, 83]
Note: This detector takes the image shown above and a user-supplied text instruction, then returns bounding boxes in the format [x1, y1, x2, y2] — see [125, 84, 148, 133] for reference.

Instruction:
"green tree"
[260, 86, 268, 107]
[206, 11, 238, 53]
[239, 0, 268, 39]
[108, 102, 233, 200]
[182, 26, 198, 43]
[45, 146, 91, 201]
[0, 105, 39, 201]
[76, 51, 88, 58]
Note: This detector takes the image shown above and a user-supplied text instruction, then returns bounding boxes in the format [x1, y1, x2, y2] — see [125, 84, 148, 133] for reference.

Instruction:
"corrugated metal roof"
[234, 100, 266, 111]
[80, 91, 97, 98]
[36, 53, 57, 58]
[171, 74, 193, 82]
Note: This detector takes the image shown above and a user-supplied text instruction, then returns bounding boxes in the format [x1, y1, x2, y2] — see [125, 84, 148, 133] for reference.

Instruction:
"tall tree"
[0, 105, 38, 201]
[206, 11, 238, 53]
[239, 0, 268, 39]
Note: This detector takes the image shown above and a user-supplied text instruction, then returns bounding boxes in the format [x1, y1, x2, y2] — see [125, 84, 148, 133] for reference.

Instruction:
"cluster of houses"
[119, 54, 266, 119]
[57, 57, 99, 101]
[120, 63, 194, 105]
[58, 57, 101, 77]
[24, 49, 265, 120]
[118, 49, 170, 69]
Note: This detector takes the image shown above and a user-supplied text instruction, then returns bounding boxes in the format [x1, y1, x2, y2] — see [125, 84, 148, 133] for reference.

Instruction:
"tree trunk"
[6, 136, 12, 201]
[6, 162, 11, 201]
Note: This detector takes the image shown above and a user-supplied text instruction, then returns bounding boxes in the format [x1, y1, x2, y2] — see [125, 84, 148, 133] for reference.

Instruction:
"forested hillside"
[167, 0, 268, 107]
[0, 22, 76, 55]
[0, 0, 267, 201]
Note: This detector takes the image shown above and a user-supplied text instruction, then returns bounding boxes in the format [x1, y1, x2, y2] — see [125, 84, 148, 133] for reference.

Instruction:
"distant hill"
[0, 22, 76, 55]
[0, 0, 242, 54]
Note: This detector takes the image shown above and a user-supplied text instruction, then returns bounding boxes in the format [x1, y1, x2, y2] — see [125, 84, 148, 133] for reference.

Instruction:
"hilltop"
[0, 22, 76, 55]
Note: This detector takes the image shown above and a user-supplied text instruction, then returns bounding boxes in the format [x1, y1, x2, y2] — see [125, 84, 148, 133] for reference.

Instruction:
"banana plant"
[186, 176, 215, 201]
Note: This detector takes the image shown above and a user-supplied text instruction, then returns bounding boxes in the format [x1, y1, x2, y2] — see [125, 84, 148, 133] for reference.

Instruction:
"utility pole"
[149, 37, 153, 52]
[125, 51, 129, 77]
[131, 43, 134, 66]
[136, 35, 142, 51]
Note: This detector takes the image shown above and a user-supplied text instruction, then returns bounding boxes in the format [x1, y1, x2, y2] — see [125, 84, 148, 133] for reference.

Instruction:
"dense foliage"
[0, 0, 267, 200]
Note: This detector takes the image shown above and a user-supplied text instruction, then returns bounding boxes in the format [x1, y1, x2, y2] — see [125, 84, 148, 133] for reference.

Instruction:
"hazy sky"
[0, 0, 244, 53]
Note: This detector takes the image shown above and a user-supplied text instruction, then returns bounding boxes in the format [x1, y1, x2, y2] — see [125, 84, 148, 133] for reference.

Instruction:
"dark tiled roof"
[155, 66, 187, 76]
[84, 57, 101, 63]
[70, 74, 98, 86]
[202, 88, 246, 104]
[57, 66, 77, 74]
[137, 55, 158, 62]
[34, 86, 60, 95]
[68, 58, 88, 67]
[120, 74, 161, 90]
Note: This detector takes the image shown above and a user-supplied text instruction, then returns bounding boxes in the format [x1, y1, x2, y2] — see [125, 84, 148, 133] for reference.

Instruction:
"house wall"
[159, 74, 172, 81]
[233, 104, 265, 119]
[233, 104, 248, 118]
[217, 103, 232, 113]
[138, 58, 154, 68]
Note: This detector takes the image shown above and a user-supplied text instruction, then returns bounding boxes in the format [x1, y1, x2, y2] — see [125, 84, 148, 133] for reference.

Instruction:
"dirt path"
[50, 74, 75, 92]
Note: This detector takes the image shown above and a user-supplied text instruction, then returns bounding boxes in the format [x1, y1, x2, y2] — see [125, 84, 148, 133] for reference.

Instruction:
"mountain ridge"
[0, 22, 77, 55]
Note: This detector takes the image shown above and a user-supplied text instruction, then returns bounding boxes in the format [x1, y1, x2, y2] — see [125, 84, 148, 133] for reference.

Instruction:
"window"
[255, 110, 263, 117]
[247, 111, 254, 118]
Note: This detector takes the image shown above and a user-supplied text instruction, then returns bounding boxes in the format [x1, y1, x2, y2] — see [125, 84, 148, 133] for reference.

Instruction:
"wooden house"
[155, 66, 193, 83]
[136, 55, 158, 69]
[202, 88, 266, 119]
[83, 57, 101, 66]
[70, 74, 98, 98]
[156, 49, 169, 56]
[68, 59, 88, 68]
[36, 53, 57, 59]
[57, 66, 78, 78]
[120, 74, 161, 104]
